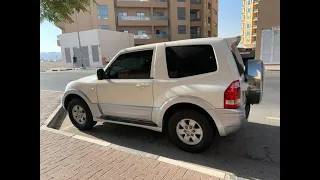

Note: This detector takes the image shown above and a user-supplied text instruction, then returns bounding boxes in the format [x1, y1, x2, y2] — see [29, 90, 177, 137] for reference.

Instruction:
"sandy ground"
[40, 61, 65, 72]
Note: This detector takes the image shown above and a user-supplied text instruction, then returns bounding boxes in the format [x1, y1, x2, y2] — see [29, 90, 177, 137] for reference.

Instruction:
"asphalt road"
[46, 70, 280, 179]
[40, 70, 96, 92]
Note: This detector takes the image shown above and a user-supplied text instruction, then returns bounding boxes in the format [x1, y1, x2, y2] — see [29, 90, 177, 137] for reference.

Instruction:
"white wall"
[98, 29, 134, 63]
[60, 29, 134, 68]
[60, 30, 100, 68]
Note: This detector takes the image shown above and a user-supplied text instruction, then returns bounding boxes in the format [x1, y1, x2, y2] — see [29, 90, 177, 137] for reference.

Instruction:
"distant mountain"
[40, 52, 61, 61]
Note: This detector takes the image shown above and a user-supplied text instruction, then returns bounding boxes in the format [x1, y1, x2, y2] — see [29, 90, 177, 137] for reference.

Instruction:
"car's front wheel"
[67, 98, 96, 130]
[168, 110, 214, 153]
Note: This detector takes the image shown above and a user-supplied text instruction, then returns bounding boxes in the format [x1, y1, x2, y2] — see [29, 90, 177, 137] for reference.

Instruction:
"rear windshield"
[231, 51, 245, 76]
[229, 44, 245, 76]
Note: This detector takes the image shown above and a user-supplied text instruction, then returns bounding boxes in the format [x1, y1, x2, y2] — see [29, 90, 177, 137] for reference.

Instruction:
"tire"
[168, 110, 214, 153]
[67, 98, 97, 130]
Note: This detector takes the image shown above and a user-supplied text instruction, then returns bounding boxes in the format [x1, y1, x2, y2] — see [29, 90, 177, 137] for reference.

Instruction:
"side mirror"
[97, 69, 105, 80]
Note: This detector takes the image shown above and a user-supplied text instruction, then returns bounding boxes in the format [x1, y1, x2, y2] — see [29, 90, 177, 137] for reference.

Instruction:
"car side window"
[108, 50, 153, 79]
[165, 45, 218, 78]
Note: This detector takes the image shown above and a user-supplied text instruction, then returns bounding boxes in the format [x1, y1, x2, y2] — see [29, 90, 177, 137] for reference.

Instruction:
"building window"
[247, 8, 251, 13]
[247, 0, 251, 5]
[246, 15, 251, 19]
[177, 0, 185, 2]
[178, 25, 186, 34]
[246, 31, 249, 36]
[246, 38, 249, 42]
[205, 14, 207, 25]
[155, 12, 164, 16]
[136, 12, 145, 16]
[246, 23, 250, 28]
[97, 5, 108, 19]
[137, 30, 147, 35]
[177, 7, 186, 20]
[119, 30, 129, 33]
[99, 25, 109, 30]
[118, 12, 127, 16]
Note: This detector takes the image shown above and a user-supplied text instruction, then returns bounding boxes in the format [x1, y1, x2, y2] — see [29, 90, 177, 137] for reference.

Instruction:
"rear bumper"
[210, 105, 248, 136]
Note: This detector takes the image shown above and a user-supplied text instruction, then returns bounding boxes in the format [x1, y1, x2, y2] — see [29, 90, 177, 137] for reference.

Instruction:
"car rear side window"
[165, 45, 217, 78]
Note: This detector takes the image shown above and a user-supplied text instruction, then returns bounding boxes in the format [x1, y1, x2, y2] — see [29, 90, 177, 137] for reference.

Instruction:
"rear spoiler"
[225, 37, 245, 67]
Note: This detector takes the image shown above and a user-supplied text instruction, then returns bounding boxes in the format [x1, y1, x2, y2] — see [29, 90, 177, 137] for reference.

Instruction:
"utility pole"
[75, 12, 85, 69]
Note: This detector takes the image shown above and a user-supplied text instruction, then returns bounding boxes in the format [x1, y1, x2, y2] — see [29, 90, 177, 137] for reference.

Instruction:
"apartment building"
[56, 0, 218, 46]
[240, 0, 259, 48]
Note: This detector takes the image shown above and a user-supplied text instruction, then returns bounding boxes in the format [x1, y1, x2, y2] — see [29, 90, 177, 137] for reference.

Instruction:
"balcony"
[191, 0, 201, 9]
[118, 16, 168, 26]
[191, 0, 201, 4]
[253, 9, 258, 13]
[212, 22, 217, 27]
[252, 33, 257, 36]
[254, 0, 259, 5]
[134, 34, 153, 39]
[190, 16, 201, 21]
[154, 34, 169, 38]
[253, 25, 257, 28]
[55, 22, 65, 30]
[253, 17, 258, 21]
[191, 34, 201, 39]
[252, 40, 256, 44]
[134, 34, 169, 44]
[116, 0, 167, 8]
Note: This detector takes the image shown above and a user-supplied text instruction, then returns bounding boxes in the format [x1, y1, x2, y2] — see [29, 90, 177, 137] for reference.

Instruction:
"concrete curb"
[41, 106, 239, 179]
[43, 104, 67, 129]
[46, 69, 74, 72]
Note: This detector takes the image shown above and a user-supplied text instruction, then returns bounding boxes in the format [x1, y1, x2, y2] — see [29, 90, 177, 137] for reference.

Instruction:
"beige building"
[254, 0, 279, 59]
[56, 0, 218, 46]
[240, 0, 279, 59]
[240, 0, 259, 48]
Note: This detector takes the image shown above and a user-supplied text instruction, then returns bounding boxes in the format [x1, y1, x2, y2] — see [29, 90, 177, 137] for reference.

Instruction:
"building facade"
[240, 0, 259, 48]
[254, 0, 279, 59]
[56, 0, 218, 46]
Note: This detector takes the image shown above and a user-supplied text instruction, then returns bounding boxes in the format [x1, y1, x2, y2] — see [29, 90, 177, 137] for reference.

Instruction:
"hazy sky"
[40, 0, 242, 52]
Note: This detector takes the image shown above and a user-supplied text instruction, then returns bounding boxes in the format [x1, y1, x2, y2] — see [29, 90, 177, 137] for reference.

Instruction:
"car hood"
[75, 74, 97, 83]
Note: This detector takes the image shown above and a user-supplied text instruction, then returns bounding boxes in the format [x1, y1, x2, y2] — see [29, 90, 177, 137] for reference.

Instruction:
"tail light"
[224, 80, 241, 109]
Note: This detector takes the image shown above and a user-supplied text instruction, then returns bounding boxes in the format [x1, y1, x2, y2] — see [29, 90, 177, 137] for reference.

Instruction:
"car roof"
[120, 37, 237, 53]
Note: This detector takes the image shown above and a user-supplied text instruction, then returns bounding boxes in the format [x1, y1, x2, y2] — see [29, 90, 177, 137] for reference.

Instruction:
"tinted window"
[108, 50, 153, 79]
[177, 7, 186, 20]
[165, 45, 217, 78]
[97, 5, 108, 19]
[178, 25, 186, 34]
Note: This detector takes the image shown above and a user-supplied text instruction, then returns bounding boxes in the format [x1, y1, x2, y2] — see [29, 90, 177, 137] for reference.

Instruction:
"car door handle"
[136, 83, 149, 88]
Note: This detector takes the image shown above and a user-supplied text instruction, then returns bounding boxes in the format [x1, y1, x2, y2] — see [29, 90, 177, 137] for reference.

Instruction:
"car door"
[96, 49, 154, 122]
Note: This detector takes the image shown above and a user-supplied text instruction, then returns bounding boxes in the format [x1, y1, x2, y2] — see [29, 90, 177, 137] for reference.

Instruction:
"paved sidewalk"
[40, 90, 223, 180]
[40, 90, 62, 126]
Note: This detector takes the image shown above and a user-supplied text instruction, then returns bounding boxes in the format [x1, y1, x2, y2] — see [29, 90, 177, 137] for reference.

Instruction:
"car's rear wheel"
[168, 110, 214, 153]
[67, 98, 96, 130]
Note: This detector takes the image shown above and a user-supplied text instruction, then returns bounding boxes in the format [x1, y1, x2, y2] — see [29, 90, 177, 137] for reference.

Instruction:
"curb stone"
[43, 104, 67, 129]
[42, 104, 240, 179]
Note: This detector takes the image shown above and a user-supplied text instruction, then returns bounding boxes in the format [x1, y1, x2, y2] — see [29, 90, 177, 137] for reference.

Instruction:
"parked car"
[62, 37, 264, 153]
